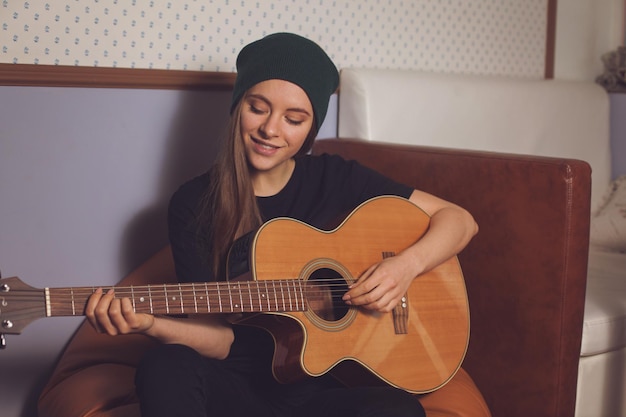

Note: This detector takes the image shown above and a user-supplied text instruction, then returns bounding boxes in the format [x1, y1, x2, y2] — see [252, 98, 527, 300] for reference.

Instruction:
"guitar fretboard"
[45, 280, 309, 317]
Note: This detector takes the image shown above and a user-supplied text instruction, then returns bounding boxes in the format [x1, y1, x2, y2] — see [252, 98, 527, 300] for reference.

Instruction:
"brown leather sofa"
[38, 139, 592, 417]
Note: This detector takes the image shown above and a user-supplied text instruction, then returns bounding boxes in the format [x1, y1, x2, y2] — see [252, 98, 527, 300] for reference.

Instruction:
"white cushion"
[581, 248, 626, 356]
[576, 347, 626, 417]
[590, 175, 626, 253]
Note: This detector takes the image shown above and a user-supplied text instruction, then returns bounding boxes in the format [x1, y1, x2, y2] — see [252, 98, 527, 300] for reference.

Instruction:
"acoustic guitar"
[0, 196, 469, 394]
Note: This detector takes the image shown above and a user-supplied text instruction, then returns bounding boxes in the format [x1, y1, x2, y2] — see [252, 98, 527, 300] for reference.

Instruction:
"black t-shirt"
[168, 153, 413, 284]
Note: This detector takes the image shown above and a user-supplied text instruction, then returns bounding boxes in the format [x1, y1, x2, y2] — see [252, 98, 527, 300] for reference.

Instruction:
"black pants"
[135, 343, 425, 417]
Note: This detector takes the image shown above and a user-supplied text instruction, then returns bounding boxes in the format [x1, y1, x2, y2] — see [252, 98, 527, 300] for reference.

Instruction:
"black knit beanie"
[231, 33, 339, 131]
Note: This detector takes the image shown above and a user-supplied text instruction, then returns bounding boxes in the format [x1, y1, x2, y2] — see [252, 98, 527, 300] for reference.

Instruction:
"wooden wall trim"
[0, 63, 236, 90]
[545, 0, 558, 79]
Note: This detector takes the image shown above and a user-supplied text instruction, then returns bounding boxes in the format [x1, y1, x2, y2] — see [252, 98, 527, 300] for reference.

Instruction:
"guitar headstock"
[0, 276, 46, 342]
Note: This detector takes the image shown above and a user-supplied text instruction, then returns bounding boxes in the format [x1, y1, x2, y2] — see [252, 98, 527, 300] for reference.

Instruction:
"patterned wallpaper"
[1, 0, 548, 78]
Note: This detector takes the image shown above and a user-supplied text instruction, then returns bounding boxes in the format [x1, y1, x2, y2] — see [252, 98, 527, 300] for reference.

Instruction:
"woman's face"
[240, 79, 314, 179]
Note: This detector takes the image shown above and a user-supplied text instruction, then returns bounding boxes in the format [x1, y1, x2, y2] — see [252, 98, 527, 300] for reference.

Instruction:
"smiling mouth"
[252, 137, 281, 150]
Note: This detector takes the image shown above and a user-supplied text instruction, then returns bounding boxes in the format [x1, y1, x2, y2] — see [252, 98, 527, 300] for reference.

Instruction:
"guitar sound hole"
[306, 268, 350, 322]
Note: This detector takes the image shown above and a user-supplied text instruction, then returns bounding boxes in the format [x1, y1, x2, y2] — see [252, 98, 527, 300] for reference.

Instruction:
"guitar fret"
[247, 282, 254, 312]
[148, 285, 154, 314]
[231, 283, 238, 311]
[217, 282, 223, 312]
[256, 282, 263, 312]
[275, 281, 278, 310]
[227, 283, 234, 312]
[263, 281, 270, 310]
[294, 281, 301, 310]
[284, 281, 291, 311]
[177, 283, 184, 314]
[237, 282, 244, 312]
[287, 281, 294, 311]
[293, 280, 300, 311]
[203, 283, 210, 312]
[295, 281, 301, 311]
[130, 285, 136, 312]
[163, 284, 170, 314]
[272, 281, 279, 311]
[191, 283, 198, 313]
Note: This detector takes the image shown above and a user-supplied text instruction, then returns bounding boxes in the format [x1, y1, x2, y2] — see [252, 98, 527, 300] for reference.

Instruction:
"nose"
[259, 113, 280, 138]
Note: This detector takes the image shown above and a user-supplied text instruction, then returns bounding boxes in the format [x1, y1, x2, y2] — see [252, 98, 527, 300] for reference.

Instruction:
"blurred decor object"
[596, 46, 626, 92]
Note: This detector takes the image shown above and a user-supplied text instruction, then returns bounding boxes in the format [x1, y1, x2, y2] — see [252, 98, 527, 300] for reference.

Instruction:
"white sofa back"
[338, 68, 611, 212]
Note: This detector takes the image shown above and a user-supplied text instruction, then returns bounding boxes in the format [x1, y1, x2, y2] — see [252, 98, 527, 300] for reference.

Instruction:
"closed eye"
[248, 104, 266, 115]
[285, 117, 304, 126]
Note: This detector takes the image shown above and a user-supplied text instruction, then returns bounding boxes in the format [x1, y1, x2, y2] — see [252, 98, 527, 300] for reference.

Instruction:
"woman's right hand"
[85, 288, 155, 336]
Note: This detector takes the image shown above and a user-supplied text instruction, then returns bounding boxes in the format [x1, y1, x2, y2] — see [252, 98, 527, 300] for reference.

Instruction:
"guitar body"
[230, 196, 469, 394]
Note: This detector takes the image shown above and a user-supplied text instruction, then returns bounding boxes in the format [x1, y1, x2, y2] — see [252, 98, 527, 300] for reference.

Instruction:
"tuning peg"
[1, 334, 6, 349]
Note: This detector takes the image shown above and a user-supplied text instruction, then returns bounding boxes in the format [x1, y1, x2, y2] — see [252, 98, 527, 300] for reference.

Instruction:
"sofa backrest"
[338, 68, 611, 212]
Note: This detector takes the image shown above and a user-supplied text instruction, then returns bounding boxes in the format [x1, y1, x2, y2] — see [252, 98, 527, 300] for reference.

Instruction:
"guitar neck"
[46, 280, 308, 317]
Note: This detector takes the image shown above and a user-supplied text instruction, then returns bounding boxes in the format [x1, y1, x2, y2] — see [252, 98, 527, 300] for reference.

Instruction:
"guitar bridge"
[382, 251, 409, 334]
[392, 295, 409, 334]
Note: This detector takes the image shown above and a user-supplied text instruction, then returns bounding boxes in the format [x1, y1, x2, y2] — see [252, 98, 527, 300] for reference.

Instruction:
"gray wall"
[0, 85, 336, 417]
[610, 93, 626, 179]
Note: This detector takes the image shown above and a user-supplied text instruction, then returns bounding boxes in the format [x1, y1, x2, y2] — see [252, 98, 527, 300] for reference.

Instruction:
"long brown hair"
[196, 98, 318, 279]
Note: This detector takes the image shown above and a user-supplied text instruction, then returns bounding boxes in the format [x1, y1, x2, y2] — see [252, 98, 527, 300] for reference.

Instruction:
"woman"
[86, 33, 479, 417]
